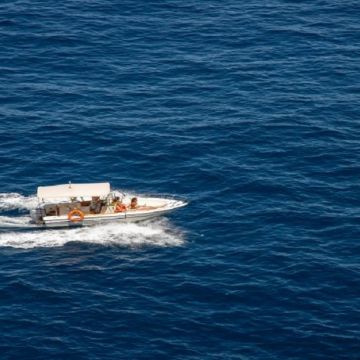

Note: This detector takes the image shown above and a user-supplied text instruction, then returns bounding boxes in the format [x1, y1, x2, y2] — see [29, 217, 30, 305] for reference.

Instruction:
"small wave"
[0, 215, 34, 228]
[0, 219, 184, 249]
[0, 193, 38, 211]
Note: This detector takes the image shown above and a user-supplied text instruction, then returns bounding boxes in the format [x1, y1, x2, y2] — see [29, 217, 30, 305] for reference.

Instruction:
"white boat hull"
[34, 198, 186, 228]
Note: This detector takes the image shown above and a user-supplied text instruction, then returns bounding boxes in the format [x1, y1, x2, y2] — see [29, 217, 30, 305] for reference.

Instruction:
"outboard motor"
[30, 208, 45, 224]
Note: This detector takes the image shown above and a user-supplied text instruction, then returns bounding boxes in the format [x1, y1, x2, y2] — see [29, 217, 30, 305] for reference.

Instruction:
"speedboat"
[30, 182, 187, 228]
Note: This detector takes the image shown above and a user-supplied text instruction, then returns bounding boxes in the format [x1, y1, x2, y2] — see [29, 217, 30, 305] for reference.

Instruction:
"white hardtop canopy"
[37, 182, 111, 203]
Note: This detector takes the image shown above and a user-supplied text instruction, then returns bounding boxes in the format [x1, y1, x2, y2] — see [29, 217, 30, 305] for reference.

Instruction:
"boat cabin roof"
[37, 182, 110, 203]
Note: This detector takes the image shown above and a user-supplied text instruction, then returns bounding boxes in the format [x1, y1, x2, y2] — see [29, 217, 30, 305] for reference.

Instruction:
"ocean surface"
[0, 0, 359, 359]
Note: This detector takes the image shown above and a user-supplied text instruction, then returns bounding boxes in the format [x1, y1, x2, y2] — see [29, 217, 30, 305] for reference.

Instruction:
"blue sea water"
[0, 0, 359, 358]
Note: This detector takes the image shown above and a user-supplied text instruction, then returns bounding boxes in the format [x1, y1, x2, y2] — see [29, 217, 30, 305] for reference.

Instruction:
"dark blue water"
[0, 1, 359, 358]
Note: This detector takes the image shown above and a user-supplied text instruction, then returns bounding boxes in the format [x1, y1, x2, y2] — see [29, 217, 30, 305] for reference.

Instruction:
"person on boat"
[111, 196, 125, 213]
[111, 196, 120, 206]
[90, 196, 102, 214]
[129, 197, 156, 211]
[130, 197, 138, 209]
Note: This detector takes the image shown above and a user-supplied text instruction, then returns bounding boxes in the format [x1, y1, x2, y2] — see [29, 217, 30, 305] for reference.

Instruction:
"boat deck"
[44, 202, 159, 217]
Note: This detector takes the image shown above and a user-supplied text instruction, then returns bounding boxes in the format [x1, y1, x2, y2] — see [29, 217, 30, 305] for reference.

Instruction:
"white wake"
[0, 219, 184, 249]
[0, 193, 37, 211]
[0, 215, 34, 228]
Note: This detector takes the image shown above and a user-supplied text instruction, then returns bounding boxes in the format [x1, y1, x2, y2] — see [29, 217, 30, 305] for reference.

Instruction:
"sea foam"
[0, 193, 38, 211]
[0, 218, 183, 249]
